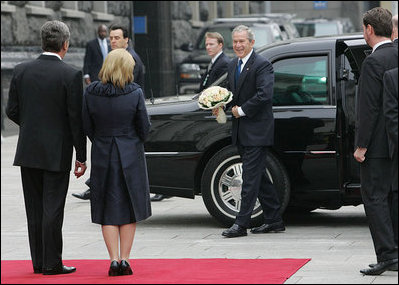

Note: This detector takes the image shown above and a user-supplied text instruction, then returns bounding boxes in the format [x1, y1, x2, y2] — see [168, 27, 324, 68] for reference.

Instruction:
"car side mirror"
[181, 43, 193, 52]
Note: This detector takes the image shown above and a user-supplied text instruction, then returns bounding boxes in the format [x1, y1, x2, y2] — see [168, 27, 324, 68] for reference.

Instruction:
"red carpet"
[1, 258, 310, 284]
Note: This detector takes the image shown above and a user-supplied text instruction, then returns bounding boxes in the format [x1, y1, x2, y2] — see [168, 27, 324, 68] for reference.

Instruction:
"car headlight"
[180, 63, 201, 79]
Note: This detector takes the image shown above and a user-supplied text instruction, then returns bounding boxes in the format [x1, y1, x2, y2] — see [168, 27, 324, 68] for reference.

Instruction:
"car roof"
[236, 13, 296, 20]
[213, 17, 272, 24]
[256, 33, 365, 54]
[292, 18, 342, 23]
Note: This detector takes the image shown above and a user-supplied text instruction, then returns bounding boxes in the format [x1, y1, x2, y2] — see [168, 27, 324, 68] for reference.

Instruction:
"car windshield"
[197, 25, 283, 50]
[294, 21, 341, 37]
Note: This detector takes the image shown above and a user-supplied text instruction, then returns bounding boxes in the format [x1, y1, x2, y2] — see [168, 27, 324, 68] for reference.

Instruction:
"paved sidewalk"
[1, 135, 398, 284]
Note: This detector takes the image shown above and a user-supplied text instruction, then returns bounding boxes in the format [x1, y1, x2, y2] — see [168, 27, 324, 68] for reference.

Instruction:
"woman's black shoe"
[120, 260, 133, 275]
[108, 260, 120, 276]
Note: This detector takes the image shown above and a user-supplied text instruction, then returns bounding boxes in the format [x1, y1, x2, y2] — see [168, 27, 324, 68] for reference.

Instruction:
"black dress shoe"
[120, 260, 133, 275]
[42, 265, 76, 275]
[250, 221, 285, 234]
[33, 267, 42, 274]
[222, 224, 247, 238]
[150, 194, 171, 202]
[72, 189, 90, 200]
[108, 260, 120, 276]
[360, 259, 398, 275]
[369, 262, 398, 271]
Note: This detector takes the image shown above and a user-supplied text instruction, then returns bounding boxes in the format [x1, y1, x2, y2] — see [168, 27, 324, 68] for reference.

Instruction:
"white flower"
[198, 86, 232, 110]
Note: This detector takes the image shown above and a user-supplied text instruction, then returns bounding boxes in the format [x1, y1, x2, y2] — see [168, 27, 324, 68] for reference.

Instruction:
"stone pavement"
[1, 134, 398, 284]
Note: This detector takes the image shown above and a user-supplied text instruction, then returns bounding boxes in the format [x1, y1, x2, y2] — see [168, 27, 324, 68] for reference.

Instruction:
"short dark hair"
[109, 24, 129, 39]
[363, 7, 392, 38]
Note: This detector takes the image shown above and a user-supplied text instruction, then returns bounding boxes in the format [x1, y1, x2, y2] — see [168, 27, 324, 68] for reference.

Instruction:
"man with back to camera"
[198, 32, 231, 92]
[6, 20, 87, 275]
[354, 7, 398, 275]
[216, 25, 285, 238]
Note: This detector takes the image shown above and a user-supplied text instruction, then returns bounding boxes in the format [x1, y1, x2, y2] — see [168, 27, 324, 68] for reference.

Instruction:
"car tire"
[201, 145, 291, 227]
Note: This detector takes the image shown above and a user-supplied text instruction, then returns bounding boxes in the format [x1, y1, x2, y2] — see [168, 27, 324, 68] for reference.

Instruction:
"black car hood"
[145, 94, 200, 115]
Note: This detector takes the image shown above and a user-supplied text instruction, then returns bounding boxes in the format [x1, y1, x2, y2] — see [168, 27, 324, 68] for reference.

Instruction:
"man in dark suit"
[383, 67, 398, 256]
[82, 24, 110, 85]
[354, 7, 398, 275]
[73, 24, 109, 201]
[6, 20, 87, 275]
[109, 24, 145, 92]
[219, 25, 284, 238]
[198, 32, 231, 92]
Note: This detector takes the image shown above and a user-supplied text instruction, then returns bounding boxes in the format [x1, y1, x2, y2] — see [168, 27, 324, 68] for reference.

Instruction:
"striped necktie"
[202, 61, 213, 88]
[235, 59, 243, 89]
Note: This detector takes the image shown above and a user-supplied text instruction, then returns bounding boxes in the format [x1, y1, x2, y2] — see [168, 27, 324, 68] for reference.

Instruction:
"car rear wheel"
[201, 145, 291, 227]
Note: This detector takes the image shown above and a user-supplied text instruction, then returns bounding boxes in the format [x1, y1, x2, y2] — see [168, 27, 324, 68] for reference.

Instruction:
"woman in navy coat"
[82, 48, 151, 276]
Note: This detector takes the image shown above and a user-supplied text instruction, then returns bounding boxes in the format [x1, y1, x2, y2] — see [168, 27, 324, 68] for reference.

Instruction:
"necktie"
[202, 61, 213, 87]
[235, 59, 243, 89]
[100, 40, 107, 61]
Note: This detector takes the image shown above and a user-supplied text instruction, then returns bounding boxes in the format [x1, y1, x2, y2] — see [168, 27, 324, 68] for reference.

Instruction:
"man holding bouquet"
[216, 25, 285, 238]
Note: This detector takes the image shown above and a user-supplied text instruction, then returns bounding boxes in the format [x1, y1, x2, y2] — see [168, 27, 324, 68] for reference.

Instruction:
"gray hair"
[232, 25, 255, 42]
[41, 20, 70, 52]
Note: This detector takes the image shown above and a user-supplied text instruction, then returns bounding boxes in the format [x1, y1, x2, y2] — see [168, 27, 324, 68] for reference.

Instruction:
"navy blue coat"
[82, 81, 151, 223]
[227, 51, 275, 146]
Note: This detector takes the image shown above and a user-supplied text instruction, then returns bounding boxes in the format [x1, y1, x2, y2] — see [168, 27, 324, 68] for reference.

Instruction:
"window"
[197, 24, 282, 50]
[273, 56, 329, 106]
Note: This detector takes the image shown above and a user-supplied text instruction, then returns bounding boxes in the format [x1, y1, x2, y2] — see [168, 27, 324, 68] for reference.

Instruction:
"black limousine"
[144, 34, 369, 226]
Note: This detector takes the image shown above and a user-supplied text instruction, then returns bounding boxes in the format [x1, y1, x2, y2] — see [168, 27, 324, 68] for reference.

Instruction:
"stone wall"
[1, 0, 373, 98]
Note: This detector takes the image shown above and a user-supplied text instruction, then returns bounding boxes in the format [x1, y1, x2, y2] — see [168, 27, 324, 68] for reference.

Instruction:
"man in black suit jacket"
[198, 32, 231, 92]
[109, 24, 145, 93]
[82, 24, 110, 85]
[219, 25, 285, 238]
[6, 20, 87, 275]
[383, 67, 398, 253]
[354, 7, 398, 275]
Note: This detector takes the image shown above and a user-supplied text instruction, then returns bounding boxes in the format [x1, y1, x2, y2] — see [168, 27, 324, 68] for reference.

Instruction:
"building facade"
[1, 1, 397, 101]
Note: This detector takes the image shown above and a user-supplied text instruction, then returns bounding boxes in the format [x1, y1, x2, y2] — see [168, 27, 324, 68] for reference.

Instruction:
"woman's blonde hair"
[99, 48, 135, 88]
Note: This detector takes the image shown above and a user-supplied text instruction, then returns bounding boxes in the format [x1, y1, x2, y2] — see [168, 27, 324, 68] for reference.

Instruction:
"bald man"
[83, 24, 110, 85]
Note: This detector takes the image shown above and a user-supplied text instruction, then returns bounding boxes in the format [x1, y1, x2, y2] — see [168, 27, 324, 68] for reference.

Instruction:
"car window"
[294, 21, 342, 37]
[197, 25, 282, 50]
[314, 22, 341, 36]
[272, 56, 329, 106]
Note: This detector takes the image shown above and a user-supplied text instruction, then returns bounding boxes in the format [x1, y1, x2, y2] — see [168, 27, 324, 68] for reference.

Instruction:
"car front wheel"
[201, 145, 291, 227]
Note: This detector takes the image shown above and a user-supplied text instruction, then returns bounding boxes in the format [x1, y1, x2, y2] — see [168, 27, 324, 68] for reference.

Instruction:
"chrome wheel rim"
[211, 155, 267, 219]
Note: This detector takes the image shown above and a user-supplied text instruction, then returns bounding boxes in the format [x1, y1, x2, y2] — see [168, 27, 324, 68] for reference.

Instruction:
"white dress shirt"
[42, 52, 62, 60]
[372, 40, 392, 53]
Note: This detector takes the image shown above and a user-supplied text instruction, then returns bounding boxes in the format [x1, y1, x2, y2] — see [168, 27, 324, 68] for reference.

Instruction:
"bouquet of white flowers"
[198, 86, 233, 123]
